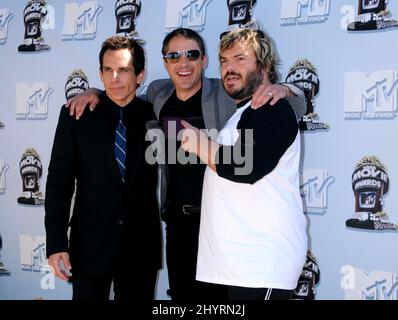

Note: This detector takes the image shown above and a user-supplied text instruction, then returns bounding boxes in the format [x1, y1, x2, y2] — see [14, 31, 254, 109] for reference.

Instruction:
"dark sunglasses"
[219, 29, 266, 40]
[163, 49, 201, 63]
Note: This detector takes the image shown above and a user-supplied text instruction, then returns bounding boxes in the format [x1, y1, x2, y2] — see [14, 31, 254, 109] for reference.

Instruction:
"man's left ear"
[136, 70, 145, 86]
[202, 55, 208, 70]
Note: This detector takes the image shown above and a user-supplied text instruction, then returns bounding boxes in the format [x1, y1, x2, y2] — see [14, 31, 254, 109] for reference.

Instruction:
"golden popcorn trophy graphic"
[17, 148, 45, 206]
[286, 59, 328, 131]
[115, 0, 141, 38]
[220, 1, 259, 39]
[227, 0, 257, 28]
[65, 69, 90, 100]
[18, 0, 50, 52]
[348, 0, 398, 31]
[293, 251, 320, 300]
[346, 156, 397, 231]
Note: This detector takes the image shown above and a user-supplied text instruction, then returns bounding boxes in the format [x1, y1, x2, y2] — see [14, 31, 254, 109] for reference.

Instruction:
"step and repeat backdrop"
[1, 0, 398, 300]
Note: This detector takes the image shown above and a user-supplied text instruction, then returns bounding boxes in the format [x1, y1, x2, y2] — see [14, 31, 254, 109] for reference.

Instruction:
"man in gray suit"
[67, 28, 305, 301]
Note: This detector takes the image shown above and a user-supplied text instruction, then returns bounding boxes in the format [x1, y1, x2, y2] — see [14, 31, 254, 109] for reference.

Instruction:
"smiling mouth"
[177, 71, 192, 77]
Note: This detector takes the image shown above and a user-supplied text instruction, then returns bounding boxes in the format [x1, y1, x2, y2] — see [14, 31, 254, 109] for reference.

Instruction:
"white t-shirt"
[196, 101, 307, 289]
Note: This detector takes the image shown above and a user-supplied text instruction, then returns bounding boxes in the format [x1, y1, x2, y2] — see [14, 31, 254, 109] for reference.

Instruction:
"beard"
[223, 67, 263, 100]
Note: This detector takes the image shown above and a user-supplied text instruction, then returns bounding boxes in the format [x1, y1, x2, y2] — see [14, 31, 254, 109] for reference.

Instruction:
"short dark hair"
[99, 36, 145, 75]
[162, 28, 206, 57]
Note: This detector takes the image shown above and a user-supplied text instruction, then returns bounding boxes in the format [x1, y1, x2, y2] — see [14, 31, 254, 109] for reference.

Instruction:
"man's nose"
[111, 71, 120, 80]
[178, 54, 191, 65]
[224, 61, 236, 72]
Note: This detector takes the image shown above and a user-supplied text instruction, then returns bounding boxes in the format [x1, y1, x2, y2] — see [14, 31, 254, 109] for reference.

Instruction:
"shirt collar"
[236, 96, 252, 109]
[101, 92, 137, 122]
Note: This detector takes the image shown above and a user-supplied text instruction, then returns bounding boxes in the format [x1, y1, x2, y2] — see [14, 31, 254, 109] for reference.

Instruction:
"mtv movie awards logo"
[165, 0, 213, 31]
[286, 59, 329, 131]
[16, 82, 53, 119]
[226, 0, 256, 28]
[300, 169, 335, 214]
[18, 0, 51, 52]
[17, 148, 45, 206]
[65, 69, 90, 100]
[341, 265, 398, 300]
[347, 0, 398, 31]
[19, 234, 47, 272]
[344, 70, 397, 120]
[115, 0, 141, 37]
[293, 251, 320, 299]
[62, 1, 103, 40]
[281, 0, 330, 25]
[346, 156, 397, 231]
[0, 8, 13, 44]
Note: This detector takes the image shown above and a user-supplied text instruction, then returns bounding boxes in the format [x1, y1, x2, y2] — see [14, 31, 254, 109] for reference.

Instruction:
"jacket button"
[118, 220, 124, 225]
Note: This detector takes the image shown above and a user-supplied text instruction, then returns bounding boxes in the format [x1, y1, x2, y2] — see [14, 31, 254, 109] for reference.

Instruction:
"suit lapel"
[153, 82, 174, 121]
[201, 76, 218, 131]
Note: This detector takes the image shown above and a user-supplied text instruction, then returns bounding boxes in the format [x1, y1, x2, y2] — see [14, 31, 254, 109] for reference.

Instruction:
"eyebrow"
[234, 53, 247, 58]
[102, 66, 133, 70]
[220, 53, 247, 60]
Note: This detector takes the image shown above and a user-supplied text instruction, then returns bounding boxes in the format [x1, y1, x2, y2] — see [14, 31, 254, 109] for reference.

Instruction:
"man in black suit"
[44, 36, 161, 301]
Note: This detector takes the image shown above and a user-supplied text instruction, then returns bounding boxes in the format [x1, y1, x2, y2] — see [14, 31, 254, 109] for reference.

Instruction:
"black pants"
[71, 268, 158, 301]
[228, 286, 294, 300]
[72, 229, 158, 301]
[165, 211, 228, 301]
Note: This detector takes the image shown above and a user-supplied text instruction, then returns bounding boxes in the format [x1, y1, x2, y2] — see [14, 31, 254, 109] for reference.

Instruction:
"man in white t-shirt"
[181, 28, 307, 300]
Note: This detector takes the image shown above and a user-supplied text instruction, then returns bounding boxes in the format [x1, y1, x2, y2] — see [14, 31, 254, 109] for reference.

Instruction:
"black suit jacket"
[45, 94, 161, 276]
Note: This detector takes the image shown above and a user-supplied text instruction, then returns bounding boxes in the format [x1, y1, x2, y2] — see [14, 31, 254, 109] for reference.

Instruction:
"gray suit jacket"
[144, 76, 306, 214]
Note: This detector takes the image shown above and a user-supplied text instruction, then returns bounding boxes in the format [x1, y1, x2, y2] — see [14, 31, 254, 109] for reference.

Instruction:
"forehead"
[167, 36, 200, 52]
[221, 42, 254, 57]
[103, 48, 133, 66]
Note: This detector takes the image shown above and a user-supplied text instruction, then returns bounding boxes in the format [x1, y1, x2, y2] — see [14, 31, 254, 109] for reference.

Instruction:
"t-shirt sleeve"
[216, 100, 299, 184]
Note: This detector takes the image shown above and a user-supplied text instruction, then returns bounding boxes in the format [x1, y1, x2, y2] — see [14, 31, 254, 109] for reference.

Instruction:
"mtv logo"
[165, 0, 213, 31]
[0, 158, 9, 193]
[19, 235, 47, 272]
[345, 71, 398, 117]
[341, 265, 398, 300]
[359, 191, 376, 208]
[281, 0, 330, 21]
[16, 83, 53, 119]
[0, 8, 13, 44]
[62, 1, 103, 40]
[232, 4, 247, 21]
[364, 0, 381, 10]
[300, 169, 335, 214]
